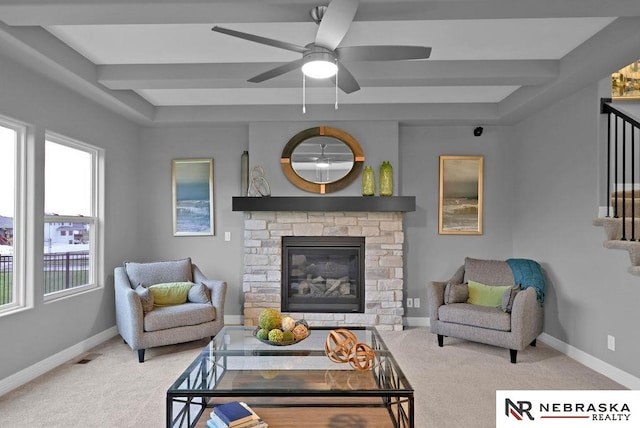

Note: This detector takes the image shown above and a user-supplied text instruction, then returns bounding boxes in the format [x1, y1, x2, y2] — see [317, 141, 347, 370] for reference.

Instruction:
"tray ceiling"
[0, 1, 639, 125]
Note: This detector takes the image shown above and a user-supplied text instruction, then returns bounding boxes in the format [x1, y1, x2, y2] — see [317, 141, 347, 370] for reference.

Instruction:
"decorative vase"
[379, 160, 393, 196]
[240, 150, 249, 196]
[362, 165, 375, 196]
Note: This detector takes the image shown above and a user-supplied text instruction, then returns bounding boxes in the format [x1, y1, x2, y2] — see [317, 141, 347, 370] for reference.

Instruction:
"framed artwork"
[438, 155, 483, 235]
[172, 158, 214, 236]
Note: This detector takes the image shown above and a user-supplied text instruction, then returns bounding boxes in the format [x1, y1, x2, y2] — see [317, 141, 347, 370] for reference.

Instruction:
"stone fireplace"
[237, 197, 413, 331]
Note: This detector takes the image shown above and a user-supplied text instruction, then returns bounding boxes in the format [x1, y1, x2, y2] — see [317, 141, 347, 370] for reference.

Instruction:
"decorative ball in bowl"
[254, 309, 309, 346]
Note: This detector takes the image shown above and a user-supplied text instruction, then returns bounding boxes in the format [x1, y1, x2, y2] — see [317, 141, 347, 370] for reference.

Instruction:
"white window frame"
[0, 115, 29, 317]
[44, 132, 104, 302]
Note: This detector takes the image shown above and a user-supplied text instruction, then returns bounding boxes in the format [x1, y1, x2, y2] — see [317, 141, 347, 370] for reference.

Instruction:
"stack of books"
[207, 401, 268, 428]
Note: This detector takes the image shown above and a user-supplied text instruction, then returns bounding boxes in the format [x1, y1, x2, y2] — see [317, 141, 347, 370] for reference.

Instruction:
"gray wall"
[137, 126, 247, 317]
[400, 125, 516, 317]
[511, 84, 640, 378]
[0, 51, 140, 380]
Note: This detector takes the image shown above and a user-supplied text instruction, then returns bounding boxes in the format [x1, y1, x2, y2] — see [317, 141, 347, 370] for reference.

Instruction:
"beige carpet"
[0, 328, 625, 428]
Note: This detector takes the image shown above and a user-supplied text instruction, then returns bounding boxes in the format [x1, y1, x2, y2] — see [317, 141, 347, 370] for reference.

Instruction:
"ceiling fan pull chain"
[302, 73, 306, 114]
[335, 63, 339, 110]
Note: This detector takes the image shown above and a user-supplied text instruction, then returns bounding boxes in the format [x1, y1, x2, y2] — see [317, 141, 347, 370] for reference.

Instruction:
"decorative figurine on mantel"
[248, 166, 271, 197]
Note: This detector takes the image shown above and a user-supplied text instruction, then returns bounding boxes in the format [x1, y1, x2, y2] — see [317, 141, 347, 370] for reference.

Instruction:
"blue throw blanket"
[506, 258, 546, 305]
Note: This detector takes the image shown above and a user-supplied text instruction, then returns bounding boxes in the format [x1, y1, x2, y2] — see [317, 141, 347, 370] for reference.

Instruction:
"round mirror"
[281, 127, 364, 194]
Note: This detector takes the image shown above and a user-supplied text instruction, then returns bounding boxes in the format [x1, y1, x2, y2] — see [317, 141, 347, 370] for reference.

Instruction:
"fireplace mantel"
[232, 196, 415, 212]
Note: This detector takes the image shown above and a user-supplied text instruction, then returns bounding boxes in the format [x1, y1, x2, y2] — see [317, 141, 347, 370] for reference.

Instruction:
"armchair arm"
[510, 287, 544, 350]
[193, 264, 227, 323]
[114, 267, 145, 350]
[427, 281, 446, 332]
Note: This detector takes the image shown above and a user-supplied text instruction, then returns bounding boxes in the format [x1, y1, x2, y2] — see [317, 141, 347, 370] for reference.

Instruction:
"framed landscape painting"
[438, 155, 483, 235]
[172, 158, 214, 236]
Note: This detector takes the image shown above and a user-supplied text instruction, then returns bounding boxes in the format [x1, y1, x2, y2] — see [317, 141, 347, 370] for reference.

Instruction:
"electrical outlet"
[414, 298, 420, 308]
[608, 335, 615, 351]
[406, 298, 413, 308]
[224, 232, 231, 241]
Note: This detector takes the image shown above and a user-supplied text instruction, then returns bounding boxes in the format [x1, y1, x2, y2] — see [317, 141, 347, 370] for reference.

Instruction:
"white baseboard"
[0, 326, 119, 397]
[404, 316, 429, 327]
[224, 314, 243, 325]
[537, 333, 640, 389]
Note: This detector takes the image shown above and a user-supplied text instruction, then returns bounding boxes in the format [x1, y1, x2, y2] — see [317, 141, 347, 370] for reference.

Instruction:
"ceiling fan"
[211, 0, 431, 94]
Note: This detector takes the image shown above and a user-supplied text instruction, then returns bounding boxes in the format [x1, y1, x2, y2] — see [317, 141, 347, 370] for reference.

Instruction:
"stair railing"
[601, 98, 640, 240]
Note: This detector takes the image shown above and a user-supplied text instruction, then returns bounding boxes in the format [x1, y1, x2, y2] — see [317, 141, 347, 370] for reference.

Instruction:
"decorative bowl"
[253, 327, 309, 346]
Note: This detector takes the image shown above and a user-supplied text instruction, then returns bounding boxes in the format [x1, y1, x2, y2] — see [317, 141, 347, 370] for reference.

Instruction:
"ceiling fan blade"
[333, 62, 360, 94]
[248, 58, 306, 83]
[336, 45, 432, 62]
[212, 26, 307, 54]
[315, 0, 359, 50]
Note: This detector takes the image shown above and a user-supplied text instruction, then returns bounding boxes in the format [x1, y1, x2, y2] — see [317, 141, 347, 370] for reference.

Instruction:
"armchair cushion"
[463, 257, 515, 286]
[143, 303, 215, 332]
[149, 282, 194, 307]
[438, 303, 511, 331]
[124, 258, 193, 288]
[467, 280, 511, 307]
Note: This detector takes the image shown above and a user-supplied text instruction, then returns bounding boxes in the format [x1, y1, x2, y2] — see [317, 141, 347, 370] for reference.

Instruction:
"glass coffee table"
[166, 326, 414, 427]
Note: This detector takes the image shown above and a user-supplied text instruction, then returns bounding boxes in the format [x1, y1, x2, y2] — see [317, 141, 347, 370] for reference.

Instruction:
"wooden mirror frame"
[281, 126, 365, 194]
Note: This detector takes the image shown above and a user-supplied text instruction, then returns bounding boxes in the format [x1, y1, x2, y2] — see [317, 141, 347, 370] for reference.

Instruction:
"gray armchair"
[114, 258, 226, 362]
[427, 257, 544, 363]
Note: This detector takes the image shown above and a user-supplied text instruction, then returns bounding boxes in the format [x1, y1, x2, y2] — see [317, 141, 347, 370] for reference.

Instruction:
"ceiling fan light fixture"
[316, 159, 331, 168]
[302, 51, 337, 79]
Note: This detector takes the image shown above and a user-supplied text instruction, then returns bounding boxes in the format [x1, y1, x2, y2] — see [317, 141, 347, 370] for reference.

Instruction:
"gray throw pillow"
[501, 285, 521, 313]
[188, 282, 211, 304]
[134, 284, 154, 312]
[444, 282, 468, 304]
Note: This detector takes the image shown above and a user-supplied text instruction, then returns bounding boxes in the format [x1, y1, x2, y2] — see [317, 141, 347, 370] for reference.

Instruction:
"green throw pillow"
[467, 280, 511, 307]
[149, 282, 195, 307]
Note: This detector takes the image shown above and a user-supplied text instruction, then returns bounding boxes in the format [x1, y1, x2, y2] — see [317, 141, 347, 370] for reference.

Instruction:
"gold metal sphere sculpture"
[324, 328, 358, 363]
[325, 329, 376, 371]
[348, 342, 376, 371]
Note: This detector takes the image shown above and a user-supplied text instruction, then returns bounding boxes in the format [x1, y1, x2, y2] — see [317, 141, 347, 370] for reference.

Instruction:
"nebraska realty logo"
[496, 391, 639, 427]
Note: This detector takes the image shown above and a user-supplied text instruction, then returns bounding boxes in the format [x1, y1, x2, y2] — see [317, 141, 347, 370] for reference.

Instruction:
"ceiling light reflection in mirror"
[291, 136, 354, 184]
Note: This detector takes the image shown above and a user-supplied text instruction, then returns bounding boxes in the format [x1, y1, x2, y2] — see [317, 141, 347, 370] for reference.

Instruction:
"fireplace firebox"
[281, 236, 365, 313]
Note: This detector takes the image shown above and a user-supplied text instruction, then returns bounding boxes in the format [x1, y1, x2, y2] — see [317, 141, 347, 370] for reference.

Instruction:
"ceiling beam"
[0, 0, 639, 26]
[499, 17, 640, 124]
[97, 60, 557, 90]
[0, 23, 155, 123]
[152, 102, 500, 126]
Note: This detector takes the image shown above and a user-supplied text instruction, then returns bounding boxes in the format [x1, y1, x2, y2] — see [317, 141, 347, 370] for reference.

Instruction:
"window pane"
[0, 125, 16, 307]
[44, 221, 91, 293]
[44, 136, 97, 298]
[45, 140, 92, 216]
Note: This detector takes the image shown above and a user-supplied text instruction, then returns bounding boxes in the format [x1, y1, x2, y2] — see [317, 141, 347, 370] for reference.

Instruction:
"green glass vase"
[362, 165, 375, 196]
[379, 160, 393, 196]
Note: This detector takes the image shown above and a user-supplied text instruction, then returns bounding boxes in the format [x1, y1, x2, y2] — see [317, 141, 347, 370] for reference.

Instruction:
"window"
[44, 133, 103, 300]
[0, 116, 26, 316]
